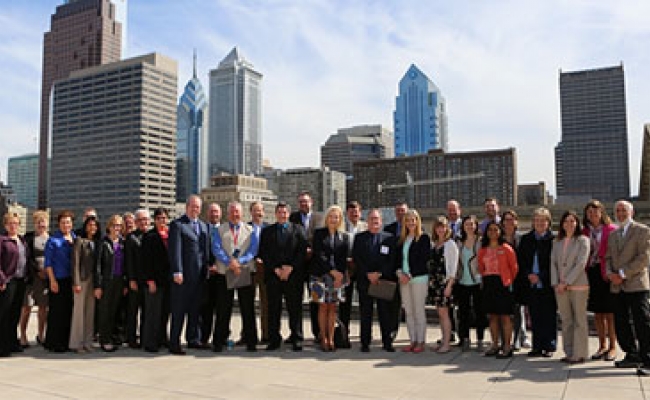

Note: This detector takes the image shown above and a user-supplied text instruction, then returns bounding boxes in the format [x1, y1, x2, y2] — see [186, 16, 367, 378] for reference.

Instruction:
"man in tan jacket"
[606, 200, 650, 374]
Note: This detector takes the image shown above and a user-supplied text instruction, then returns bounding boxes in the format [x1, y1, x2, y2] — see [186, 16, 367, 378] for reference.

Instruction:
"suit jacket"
[95, 236, 125, 288]
[396, 233, 432, 278]
[258, 222, 307, 284]
[289, 211, 323, 244]
[310, 227, 350, 277]
[0, 234, 29, 285]
[550, 235, 590, 287]
[383, 221, 400, 237]
[124, 229, 146, 283]
[72, 237, 98, 286]
[141, 228, 171, 286]
[168, 215, 211, 282]
[605, 221, 650, 293]
[515, 229, 555, 303]
[352, 230, 397, 286]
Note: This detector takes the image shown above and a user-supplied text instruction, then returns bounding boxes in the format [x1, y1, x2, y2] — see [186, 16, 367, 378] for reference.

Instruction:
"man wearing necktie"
[261, 202, 308, 351]
[211, 201, 259, 352]
[167, 195, 211, 355]
[605, 200, 650, 375]
[289, 191, 324, 343]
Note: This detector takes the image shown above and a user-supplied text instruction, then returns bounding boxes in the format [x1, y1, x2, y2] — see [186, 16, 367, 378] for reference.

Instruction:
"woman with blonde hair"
[396, 210, 432, 353]
[428, 215, 459, 353]
[310, 206, 349, 351]
[95, 215, 125, 352]
[19, 210, 50, 348]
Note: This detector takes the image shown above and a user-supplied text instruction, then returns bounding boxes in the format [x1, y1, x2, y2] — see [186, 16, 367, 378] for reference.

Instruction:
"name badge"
[380, 245, 390, 255]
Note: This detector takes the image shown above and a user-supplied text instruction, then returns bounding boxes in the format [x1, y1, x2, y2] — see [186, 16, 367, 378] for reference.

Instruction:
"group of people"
[0, 193, 649, 376]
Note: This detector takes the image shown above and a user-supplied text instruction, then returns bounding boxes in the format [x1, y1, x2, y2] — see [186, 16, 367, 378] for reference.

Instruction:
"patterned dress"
[427, 245, 453, 307]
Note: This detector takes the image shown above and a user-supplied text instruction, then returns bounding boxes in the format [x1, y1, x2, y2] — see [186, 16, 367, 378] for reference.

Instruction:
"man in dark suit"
[199, 202, 221, 347]
[605, 200, 650, 375]
[383, 200, 408, 341]
[289, 191, 323, 343]
[354, 209, 398, 352]
[167, 195, 211, 355]
[339, 201, 367, 335]
[260, 202, 308, 351]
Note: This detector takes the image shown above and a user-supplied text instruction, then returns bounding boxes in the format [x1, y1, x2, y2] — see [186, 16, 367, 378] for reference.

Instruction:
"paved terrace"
[0, 312, 648, 399]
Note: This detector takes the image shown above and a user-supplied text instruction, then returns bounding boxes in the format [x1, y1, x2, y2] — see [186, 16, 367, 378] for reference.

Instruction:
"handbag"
[226, 267, 252, 289]
[368, 279, 397, 301]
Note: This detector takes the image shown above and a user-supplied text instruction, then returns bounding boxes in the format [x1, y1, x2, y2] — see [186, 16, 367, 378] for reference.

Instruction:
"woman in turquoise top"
[454, 215, 487, 352]
[396, 210, 431, 353]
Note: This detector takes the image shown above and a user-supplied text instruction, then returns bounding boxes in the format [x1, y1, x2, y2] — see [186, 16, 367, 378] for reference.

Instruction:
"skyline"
[1, 1, 649, 197]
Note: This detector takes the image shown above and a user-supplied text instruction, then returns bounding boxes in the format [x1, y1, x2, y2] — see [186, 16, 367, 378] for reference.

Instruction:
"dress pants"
[358, 283, 396, 347]
[267, 278, 304, 345]
[8, 278, 26, 351]
[0, 279, 18, 356]
[213, 273, 258, 347]
[528, 287, 557, 352]
[199, 274, 219, 344]
[98, 278, 125, 345]
[45, 277, 73, 351]
[169, 277, 203, 348]
[255, 270, 269, 341]
[556, 289, 589, 359]
[126, 283, 145, 345]
[339, 275, 357, 332]
[400, 281, 428, 343]
[142, 283, 170, 350]
[69, 279, 95, 350]
[455, 283, 487, 342]
[614, 290, 650, 365]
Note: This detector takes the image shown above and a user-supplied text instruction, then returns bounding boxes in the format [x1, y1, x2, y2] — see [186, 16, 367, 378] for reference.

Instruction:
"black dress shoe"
[236, 338, 247, 346]
[383, 344, 395, 352]
[246, 345, 257, 352]
[144, 347, 159, 353]
[260, 338, 270, 345]
[527, 349, 543, 357]
[361, 345, 370, 353]
[101, 344, 117, 353]
[496, 349, 514, 359]
[637, 364, 650, 376]
[284, 337, 293, 345]
[128, 342, 141, 349]
[212, 345, 223, 353]
[292, 342, 303, 352]
[541, 350, 554, 358]
[616, 355, 641, 368]
[169, 346, 186, 355]
[265, 342, 281, 351]
[187, 342, 204, 349]
[11, 345, 24, 353]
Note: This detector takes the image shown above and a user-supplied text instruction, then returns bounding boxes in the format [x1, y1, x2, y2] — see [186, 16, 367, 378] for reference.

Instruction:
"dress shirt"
[212, 222, 259, 266]
[44, 230, 76, 279]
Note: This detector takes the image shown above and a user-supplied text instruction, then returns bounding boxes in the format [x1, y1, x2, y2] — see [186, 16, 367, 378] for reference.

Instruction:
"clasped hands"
[275, 265, 293, 281]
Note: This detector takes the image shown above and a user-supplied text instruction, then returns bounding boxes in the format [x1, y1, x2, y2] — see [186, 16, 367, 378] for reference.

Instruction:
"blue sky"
[1, 0, 649, 197]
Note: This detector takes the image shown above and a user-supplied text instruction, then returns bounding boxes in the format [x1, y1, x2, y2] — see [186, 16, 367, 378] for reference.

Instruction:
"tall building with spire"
[393, 64, 448, 156]
[38, 0, 123, 209]
[208, 47, 262, 176]
[176, 51, 209, 201]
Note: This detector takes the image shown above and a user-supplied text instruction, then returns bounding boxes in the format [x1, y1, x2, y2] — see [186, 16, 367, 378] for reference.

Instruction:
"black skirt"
[482, 275, 514, 315]
[587, 263, 614, 313]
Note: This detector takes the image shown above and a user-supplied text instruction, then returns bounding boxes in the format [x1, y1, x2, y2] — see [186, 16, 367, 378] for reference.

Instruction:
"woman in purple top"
[95, 215, 125, 352]
[0, 212, 29, 357]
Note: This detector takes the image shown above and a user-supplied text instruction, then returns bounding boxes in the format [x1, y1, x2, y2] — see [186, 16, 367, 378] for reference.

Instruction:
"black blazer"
[352, 231, 397, 285]
[396, 233, 431, 278]
[124, 229, 146, 283]
[23, 231, 41, 284]
[258, 222, 307, 284]
[141, 228, 171, 286]
[95, 236, 125, 288]
[383, 222, 400, 236]
[310, 227, 350, 277]
[516, 229, 555, 302]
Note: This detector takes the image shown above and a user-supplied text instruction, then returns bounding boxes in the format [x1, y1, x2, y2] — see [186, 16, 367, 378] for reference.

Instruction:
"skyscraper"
[49, 53, 177, 220]
[555, 65, 630, 203]
[176, 51, 208, 201]
[208, 47, 262, 177]
[38, 0, 123, 209]
[7, 154, 41, 208]
[639, 124, 650, 201]
[393, 64, 448, 156]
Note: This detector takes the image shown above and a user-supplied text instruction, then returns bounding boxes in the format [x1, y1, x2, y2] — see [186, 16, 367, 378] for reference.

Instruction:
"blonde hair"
[532, 207, 552, 229]
[323, 205, 344, 232]
[3, 212, 20, 226]
[106, 214, 123, 235]
[399, 209, 423, 243]
[431, 215, 451, 242]
[32, 210, 49, 224]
